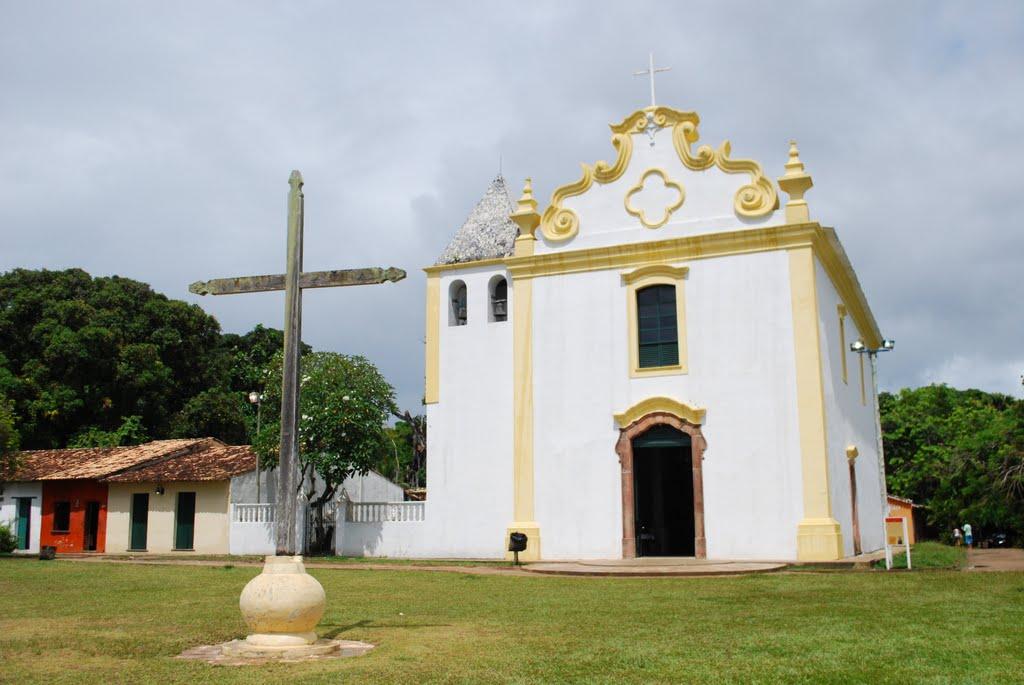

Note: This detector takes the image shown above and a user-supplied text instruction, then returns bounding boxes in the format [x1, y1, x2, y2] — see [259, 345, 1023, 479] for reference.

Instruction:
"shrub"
[0, 522, 18, 553]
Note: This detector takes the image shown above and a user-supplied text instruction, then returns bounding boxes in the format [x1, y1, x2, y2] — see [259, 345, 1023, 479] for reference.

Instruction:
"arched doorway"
[615, 411, 706, 558]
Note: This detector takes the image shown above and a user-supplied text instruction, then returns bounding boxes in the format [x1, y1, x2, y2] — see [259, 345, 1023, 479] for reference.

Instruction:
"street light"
[850, 338, 895, 523]
[248, 392, 264, 503]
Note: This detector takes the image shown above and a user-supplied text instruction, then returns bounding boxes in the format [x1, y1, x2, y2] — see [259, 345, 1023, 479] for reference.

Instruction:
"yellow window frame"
[623, 264, 689, 378]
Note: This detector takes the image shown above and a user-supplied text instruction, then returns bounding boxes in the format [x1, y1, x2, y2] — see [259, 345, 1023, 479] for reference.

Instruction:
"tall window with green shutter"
[636, 285, 679, 368]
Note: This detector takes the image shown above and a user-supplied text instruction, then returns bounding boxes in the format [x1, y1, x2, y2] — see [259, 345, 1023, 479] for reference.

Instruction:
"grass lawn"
[1, 559, 1022, 684]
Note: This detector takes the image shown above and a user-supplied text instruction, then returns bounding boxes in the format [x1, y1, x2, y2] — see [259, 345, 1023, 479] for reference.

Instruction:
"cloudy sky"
[2, 1, 1022, 411]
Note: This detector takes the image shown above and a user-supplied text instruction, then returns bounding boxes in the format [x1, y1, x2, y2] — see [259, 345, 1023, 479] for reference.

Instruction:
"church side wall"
[424, 266, 514, 558]
[814, 257, 886, 555]
[532, 249, 804, 560]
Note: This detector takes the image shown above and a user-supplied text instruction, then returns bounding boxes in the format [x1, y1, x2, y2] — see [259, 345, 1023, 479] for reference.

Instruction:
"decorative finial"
[289, 170, 303, 189]
[777, 140, 813, 223]
[510, 177, 541, 257]
[783, 140, 805, 175]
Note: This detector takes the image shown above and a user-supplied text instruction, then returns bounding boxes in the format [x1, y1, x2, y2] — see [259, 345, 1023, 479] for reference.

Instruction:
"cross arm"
[189, 266, 406, 296]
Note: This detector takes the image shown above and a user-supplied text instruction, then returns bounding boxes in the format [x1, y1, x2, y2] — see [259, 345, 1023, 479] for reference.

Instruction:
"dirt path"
[44, 555, 537, 577]
[964, 548, 1024, 572]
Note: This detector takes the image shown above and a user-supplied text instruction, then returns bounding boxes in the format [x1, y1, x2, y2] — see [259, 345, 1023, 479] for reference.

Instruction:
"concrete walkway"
[965, 548, 1024, 572]
[525, 558, 786, 577]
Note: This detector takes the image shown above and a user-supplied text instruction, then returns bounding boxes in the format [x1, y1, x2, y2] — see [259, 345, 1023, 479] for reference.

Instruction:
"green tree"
[0, 392, 20, 484]
[0, 269, 225, 447]
[69, 415, 149, 448]
[254, 352, 397, 553]
[170, 388, 250, 444]
[881, 384, 1024, 542]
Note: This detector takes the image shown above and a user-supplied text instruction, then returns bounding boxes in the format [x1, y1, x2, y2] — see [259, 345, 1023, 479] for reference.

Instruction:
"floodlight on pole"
[848, 337, 895, 525]
[248, 391, 264, 503]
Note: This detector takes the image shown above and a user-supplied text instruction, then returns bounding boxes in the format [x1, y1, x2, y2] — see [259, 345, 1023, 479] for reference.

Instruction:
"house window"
[637, 285, 679, 368]
[52, 500, 71, 533]
[623, 264, 689, 377]
[489, 276, 508, 322]
[449, 280, 467, 326]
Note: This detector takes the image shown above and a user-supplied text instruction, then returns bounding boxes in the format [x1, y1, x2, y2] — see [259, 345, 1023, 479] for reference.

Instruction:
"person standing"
[963, 522, 973, 549]
[953, 527, 962, 547]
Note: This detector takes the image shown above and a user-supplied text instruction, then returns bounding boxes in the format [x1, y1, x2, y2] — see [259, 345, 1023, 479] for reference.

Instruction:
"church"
[420, 100, 888, 562]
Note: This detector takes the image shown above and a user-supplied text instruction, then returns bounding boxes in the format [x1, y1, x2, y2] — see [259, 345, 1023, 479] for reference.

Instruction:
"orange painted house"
[40, 480, 109, 553]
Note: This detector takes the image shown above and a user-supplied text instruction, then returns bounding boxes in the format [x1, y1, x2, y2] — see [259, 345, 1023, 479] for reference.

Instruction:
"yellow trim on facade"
[424, 274, 440, 404]
[621, 264, 690, 284]
[624, 168, 685, 229]
[503, 222, 883, 350]
[509, 274, 540, 560]
[789, 246, 844, 561]
[422, 224, 882, 354]
[423, 256, 508, 276]
[837, 304, 848, 384]
[539, 106, 778, 242]
[613, 396, 706, 428]
[623, 264, 689, 378]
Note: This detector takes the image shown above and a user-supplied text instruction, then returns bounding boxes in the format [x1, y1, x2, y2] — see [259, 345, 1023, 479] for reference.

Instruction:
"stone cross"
[633, 52, 671, 108]
[190, 170, 405, 555]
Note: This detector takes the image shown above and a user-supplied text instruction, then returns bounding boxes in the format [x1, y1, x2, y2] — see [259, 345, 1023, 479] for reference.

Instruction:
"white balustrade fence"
[346, 501, 425, 523]
[233, 503, 276, 523]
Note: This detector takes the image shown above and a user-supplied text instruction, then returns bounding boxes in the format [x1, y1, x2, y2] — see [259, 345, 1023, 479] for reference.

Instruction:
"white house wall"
[814, 257, 886, 555]
[426, 264, 514, 558]
[0, 482, 42, 554]
[532, 249, 805, 560]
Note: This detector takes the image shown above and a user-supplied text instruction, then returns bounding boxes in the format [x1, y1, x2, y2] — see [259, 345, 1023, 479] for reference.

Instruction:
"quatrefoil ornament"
[624, 168, 685, 229]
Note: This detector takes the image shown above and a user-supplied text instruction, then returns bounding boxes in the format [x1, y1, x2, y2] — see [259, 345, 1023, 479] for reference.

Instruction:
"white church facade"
[419, 104, 888, 562]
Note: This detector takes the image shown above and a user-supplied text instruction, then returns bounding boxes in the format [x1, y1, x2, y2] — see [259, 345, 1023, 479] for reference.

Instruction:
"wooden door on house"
[174, 492, 196, 551]
[83, 501, 100, 552]
[130, 493, 149, 551]
[15, 497, 31, 550]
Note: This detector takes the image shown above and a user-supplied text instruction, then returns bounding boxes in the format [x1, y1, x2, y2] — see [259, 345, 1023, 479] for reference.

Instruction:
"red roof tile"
[105, 441, 255, 482]
[9, 439, 255, 483]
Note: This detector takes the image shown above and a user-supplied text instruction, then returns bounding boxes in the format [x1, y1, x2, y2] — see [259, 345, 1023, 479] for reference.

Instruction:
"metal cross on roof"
[189, 171, 405, 555]
[633, 52, 671, 108]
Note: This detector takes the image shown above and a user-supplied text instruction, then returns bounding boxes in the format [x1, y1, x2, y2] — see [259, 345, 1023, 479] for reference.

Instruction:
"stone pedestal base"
[178, 638, 374, 665]
[796, 517, 844, 561]
[505, 522, 541, 562]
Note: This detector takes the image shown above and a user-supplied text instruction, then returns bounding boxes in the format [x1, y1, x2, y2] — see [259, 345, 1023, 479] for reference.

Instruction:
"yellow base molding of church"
[796, 518, 844, 561]
[504, 523, 541, 562]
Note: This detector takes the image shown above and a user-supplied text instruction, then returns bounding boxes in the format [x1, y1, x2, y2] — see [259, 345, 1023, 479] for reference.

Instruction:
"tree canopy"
[0, 269, 316, 448]
[881, 384, 1024, 542]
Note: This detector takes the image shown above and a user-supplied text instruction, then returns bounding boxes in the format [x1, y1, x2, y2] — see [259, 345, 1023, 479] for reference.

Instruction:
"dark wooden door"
[16, 498, 31, 550]
[174, 492, 196, 550]
[130, 493, 149, 551]
[83, 501, 100, 551]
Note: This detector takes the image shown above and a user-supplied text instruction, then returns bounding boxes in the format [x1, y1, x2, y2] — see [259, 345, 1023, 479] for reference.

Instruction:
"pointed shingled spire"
[436, 175, 519, 265]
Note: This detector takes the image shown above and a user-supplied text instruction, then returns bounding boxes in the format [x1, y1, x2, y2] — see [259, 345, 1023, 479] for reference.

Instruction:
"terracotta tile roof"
[12, 439, 207, 481]
[9, 438, 255, 483]
[105, 441, 255, 482]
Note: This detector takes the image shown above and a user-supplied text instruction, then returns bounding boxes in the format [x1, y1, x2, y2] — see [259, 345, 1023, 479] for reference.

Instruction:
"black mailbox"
[508, 532, 528, 552]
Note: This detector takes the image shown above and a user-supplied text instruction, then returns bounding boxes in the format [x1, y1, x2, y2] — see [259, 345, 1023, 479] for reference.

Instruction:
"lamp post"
[248, 391, 264, 503]
[850, 339, 895, 523]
